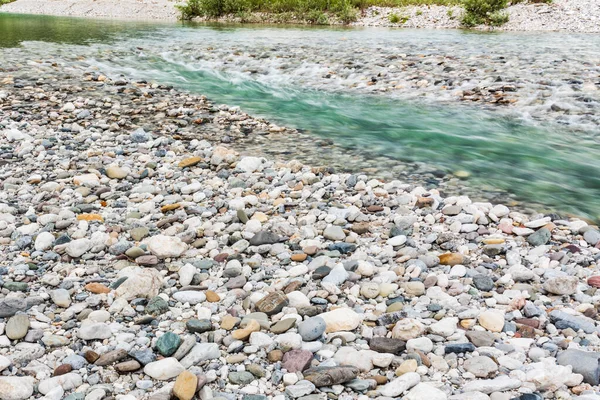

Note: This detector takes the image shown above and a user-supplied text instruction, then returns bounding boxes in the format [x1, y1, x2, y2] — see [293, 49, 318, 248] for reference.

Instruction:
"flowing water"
[1, 13, 600, 220]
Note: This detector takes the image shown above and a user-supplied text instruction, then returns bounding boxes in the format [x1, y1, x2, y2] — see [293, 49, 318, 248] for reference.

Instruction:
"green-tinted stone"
[269, 318, 296, 334]
[237, 209, 249, 223]
[228, 371, 255, 385]
[246, 364, 266, 378]
[3, 282, 28, 292]
[194, 259, 215, 270]
[243, 396, 267, 400]
[126, 212, 142, 219]
[386, 302, 404, 313]
[146, 296, 170, 316]
[186, 319, 213, 333]
[110, 276, 128, 289]
[129, 227, 150, 241]
[527, 227, 551, 246]
[125, 246, 146, 259]
[155, 332, 181, 356]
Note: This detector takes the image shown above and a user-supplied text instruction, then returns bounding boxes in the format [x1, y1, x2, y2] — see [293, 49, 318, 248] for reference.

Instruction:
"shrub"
[306, 10, 329, 24]
[177, 0, 204, 19]
[389, 12, 401, 22]
[461, 0, 508, 26]
[488, 10, 508, 25]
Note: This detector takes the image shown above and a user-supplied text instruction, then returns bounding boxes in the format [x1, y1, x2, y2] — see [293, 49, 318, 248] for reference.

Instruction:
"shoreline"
[1, 0, 600, 33]
[1, 38, 600, 400]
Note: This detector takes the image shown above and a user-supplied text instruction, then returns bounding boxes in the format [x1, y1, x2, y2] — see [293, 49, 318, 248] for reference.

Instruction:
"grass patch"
[0, 0, 15, 5]
[388, 12, 409, 23]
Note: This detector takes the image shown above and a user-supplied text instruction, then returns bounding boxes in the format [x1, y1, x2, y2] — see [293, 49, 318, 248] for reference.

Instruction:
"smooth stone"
[179, 343, 220, 368]
[445, 343, 476, 354]
[186, 319, 213, 333]
[115, 360, 142, 373]
[144, 358, 185, 380]
[35, 231, 55, 251]
[173, 370, 197, 400]
[285, 380, 316, 398]
[0, 377, 34, 400]
[549, 310, 596, 333]
[78, 322, 112, 340]
[0, 298, 28, 317]
[297, 316, 326, 341]
[129, 348, 156, 365]
[95, 349, 128, 366]
[50, 288, 71, 308]
[229, 371, 255, 385]
[462, 376, 521, 394]
[173, 291, 206, 305]
[584, 229, 600, 246]
[323, 226, 346, 241]
[320, 308, 361, 333]
[473, 274, 494, 291]
[543, 276, 578, 295]
[527, 228, 551, 246]
[556, 349, 600, 385]
[156, 332, 181, 356]
[379, 372, 421, 397]
[370, 337, 407, 355]
[130, 227, 150, 241]
[249, 231, 281, 245]
[145, 235, 188, 258]
[270, 318, 296, 334]
[282, 349, 314, 372]
[65, 238, 92, 258]
[38, 373, 82, 395]
[466, 331, 496, 347]
[304, 366, 359, 387]
[6, 314, 30, 340]
[404, 383, 448, 400]
[256, 291, 288, 315]
[464, 356, 498, 378]
[479, 310, 505, 332]
[146, 296, 170, 316]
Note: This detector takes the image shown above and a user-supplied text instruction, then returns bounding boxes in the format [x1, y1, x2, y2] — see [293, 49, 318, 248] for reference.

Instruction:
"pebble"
[0, 57, 597, 400]
[143, 358, 185, 380]
[172, 370, 197, 400]
[6, 314, 30, 340]
[298, 317, 326, 341]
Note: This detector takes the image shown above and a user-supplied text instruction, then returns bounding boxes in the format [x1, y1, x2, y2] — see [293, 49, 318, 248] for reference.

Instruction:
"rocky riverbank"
[1, 0, 600, 32]
[2, 39, 600, 400]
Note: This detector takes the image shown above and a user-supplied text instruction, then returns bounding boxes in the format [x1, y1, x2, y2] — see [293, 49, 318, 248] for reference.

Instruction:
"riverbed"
[2, 13, 600, 220]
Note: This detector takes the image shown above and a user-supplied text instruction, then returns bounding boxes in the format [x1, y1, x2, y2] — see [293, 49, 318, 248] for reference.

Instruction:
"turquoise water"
[2, 13, 600, 220]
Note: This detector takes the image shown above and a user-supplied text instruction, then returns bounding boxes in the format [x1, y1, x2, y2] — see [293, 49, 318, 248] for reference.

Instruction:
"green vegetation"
[0, 0, 15, 4]
[388, 12, 409, 23]
[178, 0, 363, 22]
[461, 0, 508, 26]
[177, 0, 461, 22]
[177, 0, 511, 27]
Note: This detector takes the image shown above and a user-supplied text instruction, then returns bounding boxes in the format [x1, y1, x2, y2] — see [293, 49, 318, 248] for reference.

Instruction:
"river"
[1, 12, 599, 220]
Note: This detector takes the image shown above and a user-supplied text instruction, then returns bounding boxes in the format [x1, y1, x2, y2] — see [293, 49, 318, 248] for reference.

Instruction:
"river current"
[1, 13, 599, 220]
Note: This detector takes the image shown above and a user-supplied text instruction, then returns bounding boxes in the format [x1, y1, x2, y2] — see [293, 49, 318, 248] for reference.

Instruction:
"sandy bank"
[1, 0, 599, 32]
[0, 0, 181, 20]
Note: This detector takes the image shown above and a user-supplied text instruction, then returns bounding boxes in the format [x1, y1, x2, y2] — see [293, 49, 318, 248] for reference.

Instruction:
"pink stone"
[282, 350, 313, 372]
